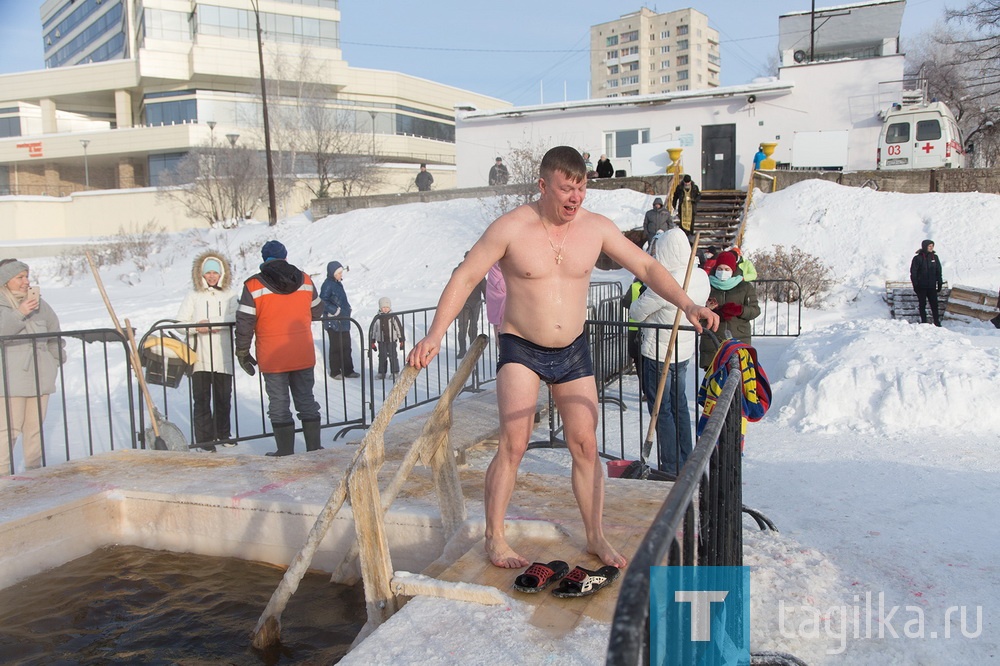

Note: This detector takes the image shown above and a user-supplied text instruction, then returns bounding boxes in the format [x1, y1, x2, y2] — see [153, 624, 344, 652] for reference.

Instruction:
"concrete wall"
[760, 168, 1000, 195]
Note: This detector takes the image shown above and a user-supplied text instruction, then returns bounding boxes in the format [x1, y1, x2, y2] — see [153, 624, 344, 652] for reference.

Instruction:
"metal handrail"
[606, 353, 744, 663]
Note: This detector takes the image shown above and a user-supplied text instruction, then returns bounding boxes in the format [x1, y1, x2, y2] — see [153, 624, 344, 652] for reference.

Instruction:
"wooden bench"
[944, 284, 1000, 322]
[885, 281, 951, 322]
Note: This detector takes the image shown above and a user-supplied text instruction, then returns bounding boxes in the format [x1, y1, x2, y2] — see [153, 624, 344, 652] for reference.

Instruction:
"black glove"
[236, 349, 257, 376]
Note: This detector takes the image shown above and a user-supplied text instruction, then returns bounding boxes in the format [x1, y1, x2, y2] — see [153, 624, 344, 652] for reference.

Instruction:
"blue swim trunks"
[497, 332, 594, 384]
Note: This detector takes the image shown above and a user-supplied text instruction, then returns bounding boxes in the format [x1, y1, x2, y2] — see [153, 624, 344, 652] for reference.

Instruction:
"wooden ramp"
[433, 471, 669, 638]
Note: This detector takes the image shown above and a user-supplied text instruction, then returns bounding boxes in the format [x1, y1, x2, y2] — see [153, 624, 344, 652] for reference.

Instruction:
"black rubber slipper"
[513, 560, 570, 593]
[551, 565, 621, 598]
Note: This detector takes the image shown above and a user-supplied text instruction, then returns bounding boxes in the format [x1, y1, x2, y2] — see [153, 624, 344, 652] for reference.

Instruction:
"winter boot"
[303, 420, 323, 452]
[265, 422, 296, 457]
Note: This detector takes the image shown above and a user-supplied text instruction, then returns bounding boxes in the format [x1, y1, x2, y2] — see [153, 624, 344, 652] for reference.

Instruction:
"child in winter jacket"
[371, 297, 404, 380]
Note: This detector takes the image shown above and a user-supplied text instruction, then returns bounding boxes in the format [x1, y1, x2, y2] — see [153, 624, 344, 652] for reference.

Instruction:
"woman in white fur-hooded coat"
[176, 251, 238, 447]
[177, 251, 238, 375]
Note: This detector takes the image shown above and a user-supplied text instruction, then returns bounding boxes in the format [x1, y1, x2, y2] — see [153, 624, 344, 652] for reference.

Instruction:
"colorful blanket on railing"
[696, 338, 772, 441]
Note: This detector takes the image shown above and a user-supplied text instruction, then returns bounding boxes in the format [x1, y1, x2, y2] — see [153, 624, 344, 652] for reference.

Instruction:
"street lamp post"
[80, 139, 90, 188]
[368, 110, 377, 155]
[225, 133, 240, 223]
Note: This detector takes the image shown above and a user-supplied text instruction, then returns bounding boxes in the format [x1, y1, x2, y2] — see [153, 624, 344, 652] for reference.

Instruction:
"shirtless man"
[407, 146, 718, 569]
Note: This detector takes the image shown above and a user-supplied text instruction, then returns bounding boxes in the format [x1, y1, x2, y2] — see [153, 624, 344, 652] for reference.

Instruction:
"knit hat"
[378, 297, 391, 309]
[261, 240, 287, 262]
[202, 258, 222, 274]
[715, 251, 738, 272]
[0, 259, 29, 286]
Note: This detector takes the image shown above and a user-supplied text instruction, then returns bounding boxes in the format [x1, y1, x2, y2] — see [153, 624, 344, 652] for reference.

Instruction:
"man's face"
[539, 169, 586, 223]
[684, 182, 691, 190]
[653, 202, 662, 209]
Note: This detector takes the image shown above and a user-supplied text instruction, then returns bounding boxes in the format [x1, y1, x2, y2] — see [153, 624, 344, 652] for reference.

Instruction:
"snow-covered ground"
[8, 180, 1000, 662]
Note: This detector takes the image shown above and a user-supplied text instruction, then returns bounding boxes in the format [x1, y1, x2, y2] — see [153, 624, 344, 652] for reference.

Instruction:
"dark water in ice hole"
[0, 545, 367, 665]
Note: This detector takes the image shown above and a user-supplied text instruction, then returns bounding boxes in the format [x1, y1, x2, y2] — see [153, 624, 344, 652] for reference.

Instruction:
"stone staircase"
[693, 189, 745, 249]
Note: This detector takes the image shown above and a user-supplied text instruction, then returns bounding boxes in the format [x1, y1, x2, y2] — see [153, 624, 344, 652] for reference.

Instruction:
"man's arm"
[601, 222, 718, 333]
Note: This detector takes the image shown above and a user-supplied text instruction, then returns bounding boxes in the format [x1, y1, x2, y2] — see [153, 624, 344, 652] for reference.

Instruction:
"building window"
[603, 128, 651, 159]
[661, 75, 671, 83]
[677, 25, 689, 36]
[661, 45, 670, 54]
[608, 65, 619, 75]
[45, 2, 125, 68]
[660, 30, 670, 39]
[622, 46, 639, 56]
[608, 79, 619, 89]
[626, 61, 640, 72]
[606, 35, 618, 46]
[621, 30, 639, 43]
[677, 39, 688, 51]
[45, 0, 111, 50]
[145, 98, 198, 126]
[650, 33, 656, 41]
[196, 5, 339, 49]
[621, 75, 639, 86]
[677, 55, 688, 66]
[148, 152, 188, 186]
[607, 49, 618, 60]
[143, 8, 192, 42]
[677, 70, 689, 80]
[677, 84, 689, 91]
[0, 117, 21, 138]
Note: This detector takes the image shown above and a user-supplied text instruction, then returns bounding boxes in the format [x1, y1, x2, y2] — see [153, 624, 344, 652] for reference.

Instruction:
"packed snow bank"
[744, 179, 1000, 305]
[771, 318, 1000, 435]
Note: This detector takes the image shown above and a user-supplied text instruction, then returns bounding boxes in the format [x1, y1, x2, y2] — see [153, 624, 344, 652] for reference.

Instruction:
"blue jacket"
[320, 261, 352, 332]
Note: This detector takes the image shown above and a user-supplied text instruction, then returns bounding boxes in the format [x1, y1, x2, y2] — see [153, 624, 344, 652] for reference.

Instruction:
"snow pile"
[772, 318, 1000, 435]
[743, 179, 1000, 305]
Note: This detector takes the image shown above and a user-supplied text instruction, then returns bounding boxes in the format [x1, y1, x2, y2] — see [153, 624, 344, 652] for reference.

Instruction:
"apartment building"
[590, 7, 720, 98]
[0, 0, 507, 200]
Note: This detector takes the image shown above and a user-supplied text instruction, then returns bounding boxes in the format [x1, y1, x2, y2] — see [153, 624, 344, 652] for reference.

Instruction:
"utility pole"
[250, 0, 278, 225]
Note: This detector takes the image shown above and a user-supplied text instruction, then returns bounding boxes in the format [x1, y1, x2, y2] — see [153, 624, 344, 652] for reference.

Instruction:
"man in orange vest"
[235, 240, 324, 456]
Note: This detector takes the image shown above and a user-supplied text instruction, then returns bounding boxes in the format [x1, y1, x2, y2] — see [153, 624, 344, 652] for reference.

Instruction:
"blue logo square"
[650, 566, 750, 665]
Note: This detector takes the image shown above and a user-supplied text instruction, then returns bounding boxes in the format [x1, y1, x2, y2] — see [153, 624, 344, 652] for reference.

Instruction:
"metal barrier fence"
[605, 352, 745, 663]
[751, 279, 802, 337]
[1, 301, 497, 472]
[1, 328, 139, 475]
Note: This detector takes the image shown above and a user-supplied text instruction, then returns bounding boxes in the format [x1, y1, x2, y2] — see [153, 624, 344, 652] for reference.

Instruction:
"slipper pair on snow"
[512, 560, 621, 598]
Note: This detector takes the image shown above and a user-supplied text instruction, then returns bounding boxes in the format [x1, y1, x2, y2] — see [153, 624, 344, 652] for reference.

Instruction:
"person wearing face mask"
[0, 259, 64, 474]
[700, 250, 760, 369]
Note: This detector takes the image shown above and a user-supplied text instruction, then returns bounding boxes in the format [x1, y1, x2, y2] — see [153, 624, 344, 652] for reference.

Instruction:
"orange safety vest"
[243, 274, 318, 373]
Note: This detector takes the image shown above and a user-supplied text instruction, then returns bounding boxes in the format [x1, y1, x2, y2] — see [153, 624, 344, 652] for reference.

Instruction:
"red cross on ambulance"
[921, 142, 934, 153]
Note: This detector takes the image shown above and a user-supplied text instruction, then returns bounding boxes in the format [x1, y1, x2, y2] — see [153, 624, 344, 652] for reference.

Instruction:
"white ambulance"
[876, 101, 965, 170]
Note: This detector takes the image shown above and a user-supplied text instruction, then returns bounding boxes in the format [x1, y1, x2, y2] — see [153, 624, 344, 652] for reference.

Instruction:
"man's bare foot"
[588, 536, 628, 568]
[486, 536, 530, 569]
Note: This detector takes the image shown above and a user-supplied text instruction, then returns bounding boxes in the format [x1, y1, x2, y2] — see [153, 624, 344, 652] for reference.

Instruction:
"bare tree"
[157, 144, 266, 227]
[258, 47, 384, 202]
[904, 13, 1000, 167]
[480, 138, 550, 221]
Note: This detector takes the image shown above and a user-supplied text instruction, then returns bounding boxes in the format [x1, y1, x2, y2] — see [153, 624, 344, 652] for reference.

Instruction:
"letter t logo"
[675, 591, 729, 641]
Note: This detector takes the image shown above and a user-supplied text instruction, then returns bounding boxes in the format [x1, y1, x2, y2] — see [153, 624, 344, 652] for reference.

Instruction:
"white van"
[876, 101, 965, 170]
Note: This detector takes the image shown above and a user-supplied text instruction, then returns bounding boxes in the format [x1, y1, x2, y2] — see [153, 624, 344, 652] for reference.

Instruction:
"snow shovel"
[86, 252, 187, 452]
[626, 232, 702, 480]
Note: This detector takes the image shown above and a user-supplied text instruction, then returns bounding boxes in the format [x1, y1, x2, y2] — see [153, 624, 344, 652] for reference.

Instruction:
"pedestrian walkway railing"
[751, 279, 802, 336]
[605, 352, 744, 664]
[1, 302, 498, 473]
[1, 328, 138, 475]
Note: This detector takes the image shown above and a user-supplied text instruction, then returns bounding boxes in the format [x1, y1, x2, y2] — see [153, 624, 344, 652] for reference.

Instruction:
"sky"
[10, 178, 1000, 662]
[0, 0, 961, 106]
